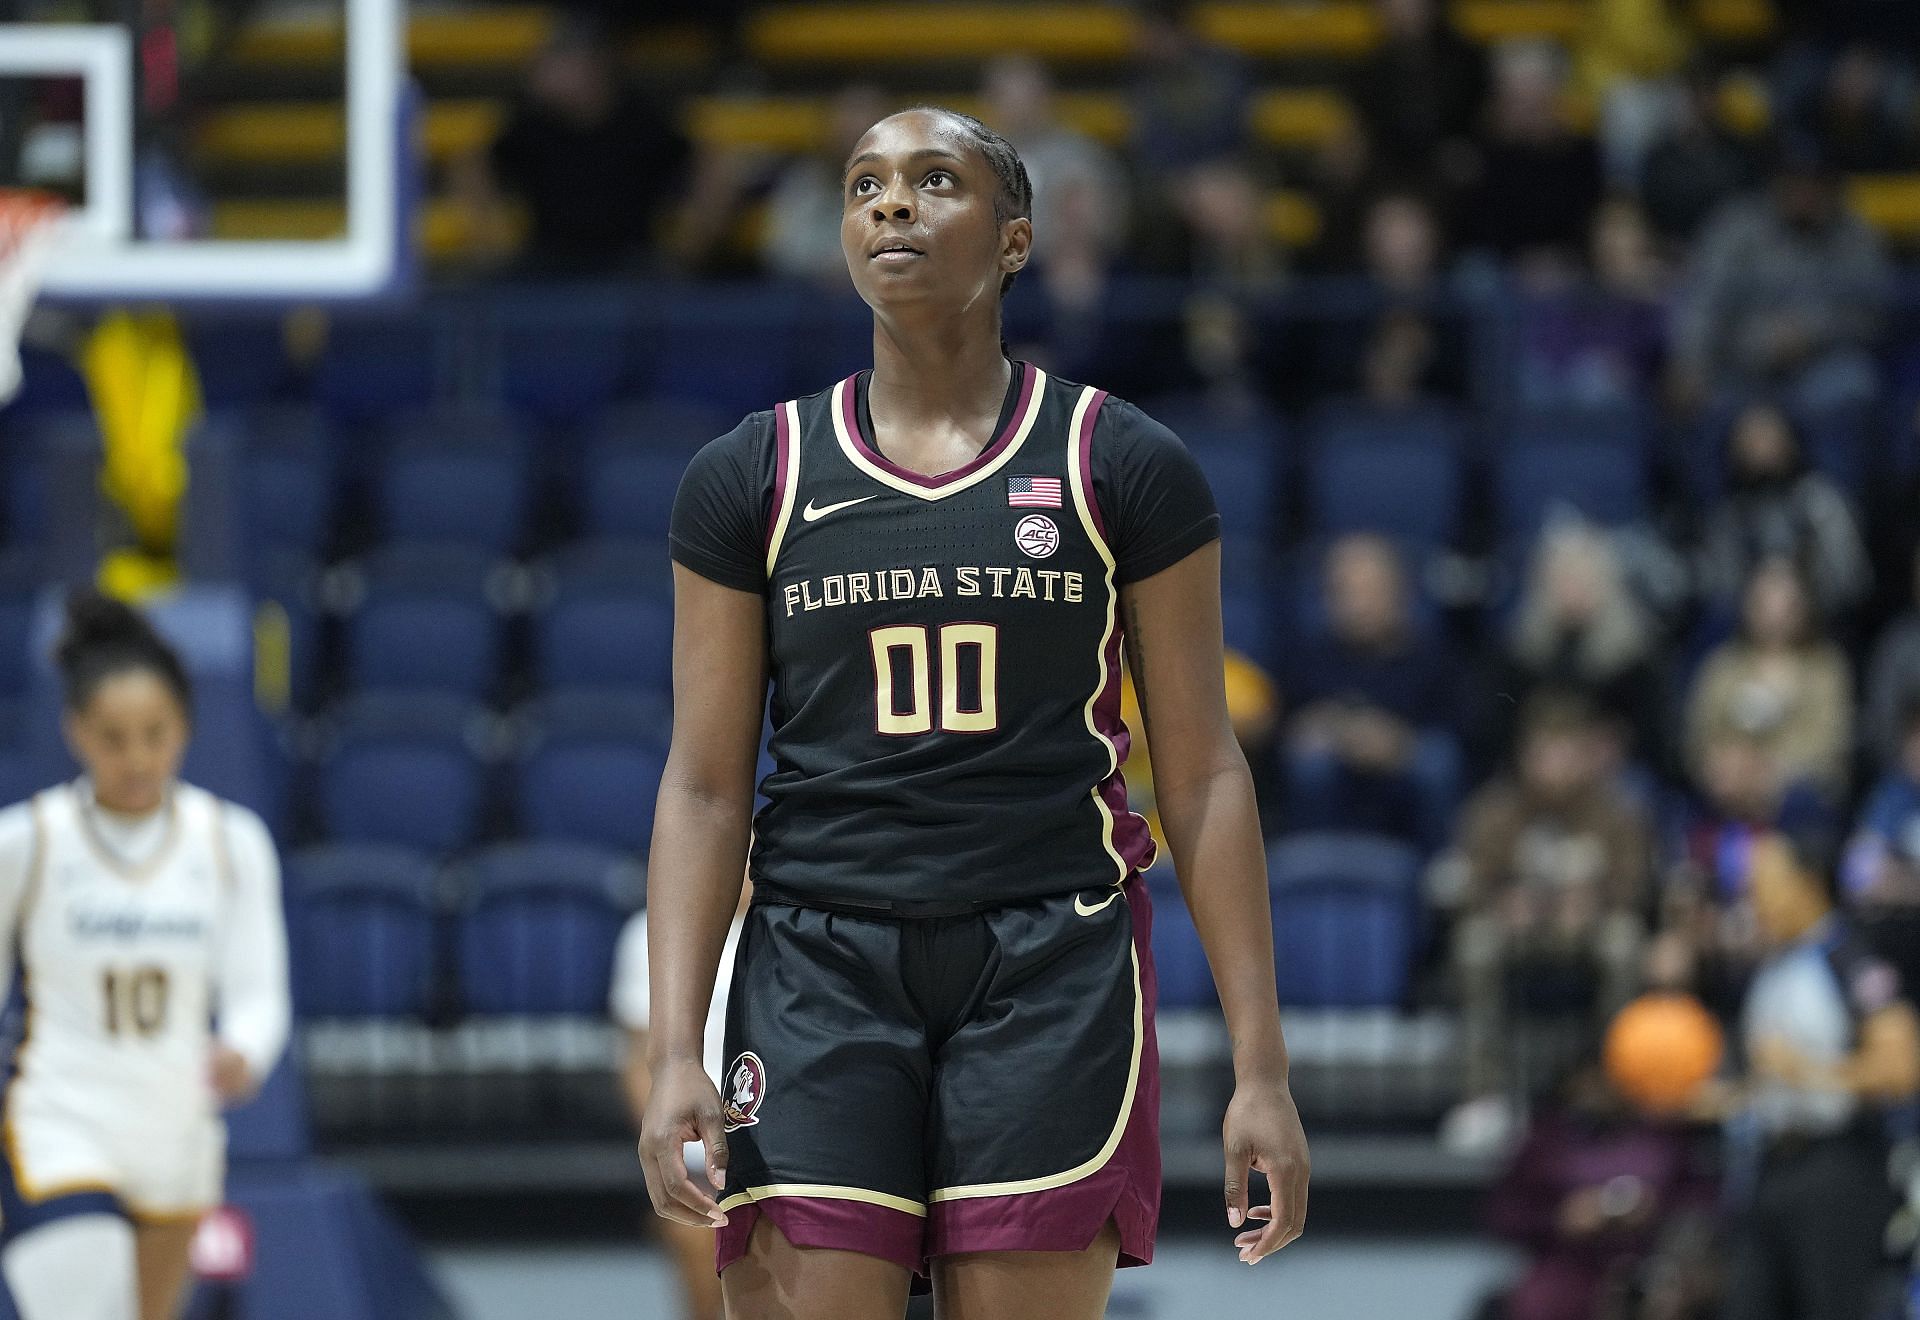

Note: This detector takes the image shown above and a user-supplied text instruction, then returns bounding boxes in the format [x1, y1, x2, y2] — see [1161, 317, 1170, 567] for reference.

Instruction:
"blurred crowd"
[455, 2, 1920, 1316]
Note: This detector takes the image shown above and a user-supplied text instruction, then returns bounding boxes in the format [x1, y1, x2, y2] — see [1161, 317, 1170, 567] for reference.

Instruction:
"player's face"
[840, 110, 1028, 313]
[63, 669, 189, 816]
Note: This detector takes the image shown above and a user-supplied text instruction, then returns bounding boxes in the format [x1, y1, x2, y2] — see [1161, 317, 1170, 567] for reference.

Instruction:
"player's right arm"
[640, 566, 762, 1228]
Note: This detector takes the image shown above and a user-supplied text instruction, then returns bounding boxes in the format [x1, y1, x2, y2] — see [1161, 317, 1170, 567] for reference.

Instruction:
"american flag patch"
[1007, 475, 1063, 508]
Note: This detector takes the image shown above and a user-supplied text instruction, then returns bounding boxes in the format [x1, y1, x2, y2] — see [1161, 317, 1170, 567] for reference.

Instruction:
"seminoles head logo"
[1014, 514, 1059, 559]
[722, 1051, 767, 1131]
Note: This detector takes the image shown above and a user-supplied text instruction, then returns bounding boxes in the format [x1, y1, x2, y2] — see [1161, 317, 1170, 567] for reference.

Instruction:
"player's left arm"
[1122, 543, 1309, 1263]
[211, 807, 292, 1103]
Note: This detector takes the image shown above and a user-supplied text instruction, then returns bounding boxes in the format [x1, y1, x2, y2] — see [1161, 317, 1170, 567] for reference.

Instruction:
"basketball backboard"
[0, 0, 407, 303]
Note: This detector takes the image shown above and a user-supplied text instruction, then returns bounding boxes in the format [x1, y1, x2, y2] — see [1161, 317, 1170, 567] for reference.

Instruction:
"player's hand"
[639, 1058, 730, 1229]
[208, 1044, 259, 1104]
[1222, 1077, 1309, 1263]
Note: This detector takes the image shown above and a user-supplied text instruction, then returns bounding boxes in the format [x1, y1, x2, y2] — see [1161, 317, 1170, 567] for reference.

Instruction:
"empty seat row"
[286, 841, 641, 1019]
[306, 688, 669, 852]
[1151, 832, 1424, 1011]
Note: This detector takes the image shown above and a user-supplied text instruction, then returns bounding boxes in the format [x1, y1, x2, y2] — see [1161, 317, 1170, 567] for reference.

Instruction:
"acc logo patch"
[1013, 514, 1060, 559]
[722, 1051, 767, 1131]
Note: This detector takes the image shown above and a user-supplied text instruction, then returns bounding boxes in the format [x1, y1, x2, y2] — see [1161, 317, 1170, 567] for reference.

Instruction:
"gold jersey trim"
[718, 1181, 927, 1217]
[829, 369, 1048, 502]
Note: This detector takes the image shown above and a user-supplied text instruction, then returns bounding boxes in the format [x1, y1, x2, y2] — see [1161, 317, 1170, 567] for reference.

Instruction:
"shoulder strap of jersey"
[1064, 385, 1114, 568]
[765, 397, 803, 577]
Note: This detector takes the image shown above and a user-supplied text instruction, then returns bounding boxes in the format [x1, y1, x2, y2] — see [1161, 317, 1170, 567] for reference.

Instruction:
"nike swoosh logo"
[802, 495, 879, 522]
[1073, 891, 1122, 917]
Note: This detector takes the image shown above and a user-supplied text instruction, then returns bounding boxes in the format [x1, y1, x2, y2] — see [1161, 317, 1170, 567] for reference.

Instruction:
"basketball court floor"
[431, 1234, 1522, 1319]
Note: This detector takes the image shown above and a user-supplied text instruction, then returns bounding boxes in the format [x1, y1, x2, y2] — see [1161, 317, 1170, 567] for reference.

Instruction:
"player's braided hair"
[904, 106, 1033, 297]
[55, 588, 193, 717]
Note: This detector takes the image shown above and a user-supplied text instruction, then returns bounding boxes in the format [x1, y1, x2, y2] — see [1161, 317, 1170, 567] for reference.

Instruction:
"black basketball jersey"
[670, 361, 1220, 909]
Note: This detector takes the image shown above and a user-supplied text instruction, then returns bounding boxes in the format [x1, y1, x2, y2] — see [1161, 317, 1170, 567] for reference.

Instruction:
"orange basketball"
[1603, 993, 1725, 1113]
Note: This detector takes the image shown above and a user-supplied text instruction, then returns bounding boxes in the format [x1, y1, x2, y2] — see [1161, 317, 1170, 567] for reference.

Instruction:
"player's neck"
[867, 316, 1010, 436]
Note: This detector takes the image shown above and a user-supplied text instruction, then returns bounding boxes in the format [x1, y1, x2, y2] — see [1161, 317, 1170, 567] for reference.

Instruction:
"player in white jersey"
[0, 592, 290, 1320]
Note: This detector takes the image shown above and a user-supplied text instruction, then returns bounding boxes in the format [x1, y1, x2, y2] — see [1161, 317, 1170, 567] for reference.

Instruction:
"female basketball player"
[0, 592, 289, 1320]
[641, 107, 1309, 1319]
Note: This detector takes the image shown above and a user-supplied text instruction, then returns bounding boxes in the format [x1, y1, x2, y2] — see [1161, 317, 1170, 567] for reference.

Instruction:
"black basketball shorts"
[712, 875, 1162, 1279]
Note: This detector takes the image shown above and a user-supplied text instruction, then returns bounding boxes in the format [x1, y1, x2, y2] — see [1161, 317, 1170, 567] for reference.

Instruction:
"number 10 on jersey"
[869, 624, 999, 734]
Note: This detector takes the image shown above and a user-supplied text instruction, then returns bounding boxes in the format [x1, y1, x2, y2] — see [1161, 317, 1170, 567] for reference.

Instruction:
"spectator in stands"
[1800, 45, 1920, 173]
[1127, 0, 1252, 174]
[1686, 558, 1852, 802]
[1352, 0, 1486, 186]
[763, 84, 888, 285]
[457, 21, 695, 275]
[1669, 139, 1891, 418]
[1444, 691, 1653, 1153]
[1573, 0, 1692, 187]
[1694, 402, 1871, 621]
[1843, 702, 1920, 905]
[1639, 66, 1758, 247]
[1504, 519, 1668, 772]
[1305, 192, 1470, 400]
[1483, 1059, 1715, 1320]
[1720, 827, 1918, 1320]
[1357, 308, 1457, 407]
[1651, 729, 1831, 1012]
[982, 56, 1127, 265]
[1518, 196, 1670, 407]
[1281, 533, 1459, 848]
[1773, 0, 1920, 163]
[1363, 190, 1446, 300]
[1162, 157, 1286, 290]
[1864, 544, 1920, 768]
[1458, 41, 1604, 275]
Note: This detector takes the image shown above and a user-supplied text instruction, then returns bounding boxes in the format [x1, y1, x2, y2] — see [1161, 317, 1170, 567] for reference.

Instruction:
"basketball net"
[0, 188, 70, 406]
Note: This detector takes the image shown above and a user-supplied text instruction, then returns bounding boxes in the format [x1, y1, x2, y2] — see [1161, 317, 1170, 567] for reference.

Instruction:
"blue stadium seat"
[1192, 445, 1279, 550]
[1136, 397, 1285, 454]
[377, 411, 530, 553]
[9, 345, 90, 414]
[1267, 833, 1422, 1008]
[251, 553, 323, 713]
[1144, 870, 1216, 1009]
[1221, 583, 1280, 669]
[316, 692, 490, 851]
[229, 407, 336, 559]
[1495, 441, 1647, 543]
[0, 703, 37, 807]
[579, 399, 732, 455]
[644, 287, 803, 413]
[499, 314, 627, 424]
[1307, 409, 1462, 547]
[512, 690, 669, 851]
[2, 412, 96, 548]
[1504, 400, 1649, 456]
[223, 1051, 313, 1163]
[455, 841, 641, 1015]
[532, 542, 673, 692]
[0, 552, 41, 699]
[188, 319, 295, 406]
[579, 444, 693, 540]
[342, 544, 505, 698]
[313, 318, 436, 424]
[283, 844, 440, 1018]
